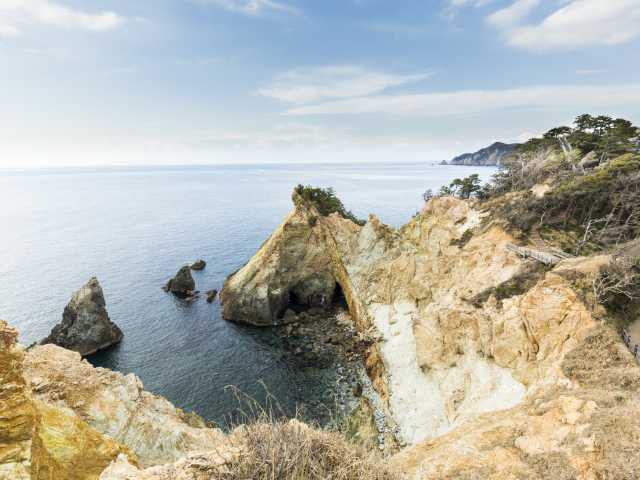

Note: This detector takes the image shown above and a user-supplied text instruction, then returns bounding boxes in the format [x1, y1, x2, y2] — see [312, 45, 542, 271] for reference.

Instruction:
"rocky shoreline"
[271, 306, 398, 451]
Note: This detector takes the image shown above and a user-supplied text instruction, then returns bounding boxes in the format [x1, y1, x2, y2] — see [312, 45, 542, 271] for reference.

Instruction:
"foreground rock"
[163, 266, 196, 296]
[41, 277, 123, 356]
[23, 343, 226, 467]
[190, 259, 206, 271]
[0, 320, 133, 479]
[220, 191, 640, 478]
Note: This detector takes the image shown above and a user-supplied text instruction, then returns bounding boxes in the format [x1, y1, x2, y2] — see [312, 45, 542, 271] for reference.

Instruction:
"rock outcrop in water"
[163, 266, 196, 296]
[220, 191, 348, 325]
[191, 259, 206, 271]
[41, 277, 123, 356]
[206, 289, 218, 303]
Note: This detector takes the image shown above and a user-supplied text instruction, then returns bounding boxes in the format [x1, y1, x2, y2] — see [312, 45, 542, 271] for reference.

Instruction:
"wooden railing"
[622, 329, 640, 363]
[506, 243, 574, 266]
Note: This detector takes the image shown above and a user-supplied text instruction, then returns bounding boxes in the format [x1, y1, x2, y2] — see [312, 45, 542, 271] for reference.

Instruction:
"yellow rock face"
[23, 344, 226, 468]
[31, 401, 132, 480]
[0, 320, 133, 480]
[0, 322, 34, 480]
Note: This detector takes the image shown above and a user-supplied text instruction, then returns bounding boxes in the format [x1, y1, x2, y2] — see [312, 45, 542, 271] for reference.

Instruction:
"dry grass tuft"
[210, 387, 400, 480]
[218, 419, 399, 480]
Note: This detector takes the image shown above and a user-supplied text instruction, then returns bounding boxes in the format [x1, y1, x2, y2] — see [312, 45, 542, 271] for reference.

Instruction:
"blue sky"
[1, 0, 640, 167]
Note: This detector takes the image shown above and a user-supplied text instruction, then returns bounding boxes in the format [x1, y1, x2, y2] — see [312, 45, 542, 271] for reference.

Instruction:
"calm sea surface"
[0, 162, 495, 426]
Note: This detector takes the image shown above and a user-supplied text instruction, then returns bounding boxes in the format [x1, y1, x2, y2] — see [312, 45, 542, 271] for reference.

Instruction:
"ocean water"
[0, 162, 495, 426]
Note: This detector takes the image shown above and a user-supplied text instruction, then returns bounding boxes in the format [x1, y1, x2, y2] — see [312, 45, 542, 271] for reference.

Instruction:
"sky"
[1, 0, 640, 168]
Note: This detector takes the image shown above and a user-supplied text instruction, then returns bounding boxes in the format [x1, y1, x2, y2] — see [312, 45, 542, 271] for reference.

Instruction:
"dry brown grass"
[217, 419, 399, 480]
[211, 387, 400, 480]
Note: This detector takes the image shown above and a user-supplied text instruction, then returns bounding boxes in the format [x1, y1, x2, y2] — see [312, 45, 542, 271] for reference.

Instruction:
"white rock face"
[372, 302, 525, 444]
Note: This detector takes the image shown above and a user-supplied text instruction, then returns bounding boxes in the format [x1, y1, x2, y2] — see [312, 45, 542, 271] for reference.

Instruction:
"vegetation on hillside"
[425, 114, 640, 324]
[594, 257, 640, 326]
[294, 185, 366, 226]
[426, 114, 640, 254]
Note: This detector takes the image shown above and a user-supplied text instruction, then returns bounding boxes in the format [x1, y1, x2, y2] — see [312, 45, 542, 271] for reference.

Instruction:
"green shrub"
[294, 185, 365, 226]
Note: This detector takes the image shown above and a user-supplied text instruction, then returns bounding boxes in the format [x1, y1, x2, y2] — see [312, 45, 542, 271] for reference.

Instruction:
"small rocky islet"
[41, 276, 123, 356]
[163, 265, 197, 297]
[190, 259, 207, 271]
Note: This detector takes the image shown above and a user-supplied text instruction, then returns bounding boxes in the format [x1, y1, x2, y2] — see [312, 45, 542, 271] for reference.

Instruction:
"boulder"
[579, 151, 600, 169]
[41, 277, 123, 356]
[206, 289, 218, 303]
[191, 259, 206, 271]
[164, 266, 196, 296]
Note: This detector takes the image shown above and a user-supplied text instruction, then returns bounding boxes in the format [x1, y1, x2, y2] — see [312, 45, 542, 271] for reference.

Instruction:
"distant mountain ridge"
[444, 141, 519, 166]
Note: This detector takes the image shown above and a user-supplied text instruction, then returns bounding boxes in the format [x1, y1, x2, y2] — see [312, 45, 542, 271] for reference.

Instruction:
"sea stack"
[164, 266, 196, 296]
[206, 289, 218, 303]
[191, 259, 206, 271]
[41, 277, 123, 356]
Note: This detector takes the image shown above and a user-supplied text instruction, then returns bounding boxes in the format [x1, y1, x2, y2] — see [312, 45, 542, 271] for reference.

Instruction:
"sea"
[0, 162, 495, 427]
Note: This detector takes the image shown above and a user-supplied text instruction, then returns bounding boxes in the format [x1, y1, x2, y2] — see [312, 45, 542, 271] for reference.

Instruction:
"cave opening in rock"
[286, 290, 308, 315]
[278, 280, 349, 320]
[333, 282, 348, 311]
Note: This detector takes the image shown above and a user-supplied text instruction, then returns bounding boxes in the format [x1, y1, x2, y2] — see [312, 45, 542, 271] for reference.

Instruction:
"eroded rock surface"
[23, 344, 226, 468]
[219, 192, 640, 478]
[41, 277, 123, 356]
[0, 320, 132, 480]
[220, 191, 352, 325]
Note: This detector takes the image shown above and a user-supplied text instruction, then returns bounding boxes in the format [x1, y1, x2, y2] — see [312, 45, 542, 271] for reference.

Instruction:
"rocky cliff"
[220, 190, 640, 478]
[0, 321, 133, 480]
[445, 141, 518, 166]
[3, 177, 640, 478]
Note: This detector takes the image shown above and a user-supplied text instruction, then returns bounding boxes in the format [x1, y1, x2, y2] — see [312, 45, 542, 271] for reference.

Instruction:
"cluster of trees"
[294, 184, 365, 226]
[422, 115, 640, 253]
[423, 173, 484, 202]
[521, 114, 639, 159]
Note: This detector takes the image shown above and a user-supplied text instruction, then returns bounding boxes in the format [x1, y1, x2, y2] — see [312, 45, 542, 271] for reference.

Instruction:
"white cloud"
[486, 0, 540, 28]
[257, 65, 432, 104]
[283, 83, 640, 116]
[488, 0, 640, 51]
[0, 24, 20, 37]
[201, 0, 298, 16]
[0, 0, 124, 37]
[447, 0, 494, 7]
[575, 69, 606, 76]
[184, 123, 351, 148]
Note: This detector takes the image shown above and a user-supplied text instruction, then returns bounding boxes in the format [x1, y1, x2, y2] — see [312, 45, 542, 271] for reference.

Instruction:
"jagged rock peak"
[220, 190, 362, 326]
[41, 277, 123, 356]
